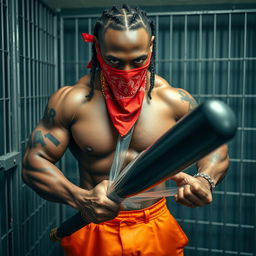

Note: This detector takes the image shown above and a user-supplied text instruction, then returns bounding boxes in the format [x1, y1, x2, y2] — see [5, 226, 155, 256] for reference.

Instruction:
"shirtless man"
[22, 5, 229, 256]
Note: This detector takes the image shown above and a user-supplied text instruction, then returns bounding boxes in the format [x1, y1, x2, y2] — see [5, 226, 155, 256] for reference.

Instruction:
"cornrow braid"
[111, 15, 122, 25]
[148, 20, 156, 99]
[128, 13, 138, 27]
[86, 43, 98, 99]
[86, 5, 156, 100]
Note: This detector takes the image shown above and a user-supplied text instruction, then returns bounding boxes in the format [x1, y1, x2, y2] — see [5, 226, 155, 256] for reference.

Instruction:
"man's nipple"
[85, 146, 93, 152]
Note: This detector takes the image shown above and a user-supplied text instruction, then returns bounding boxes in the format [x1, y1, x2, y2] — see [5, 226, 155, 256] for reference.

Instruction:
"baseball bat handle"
[50, 195, 119, 241]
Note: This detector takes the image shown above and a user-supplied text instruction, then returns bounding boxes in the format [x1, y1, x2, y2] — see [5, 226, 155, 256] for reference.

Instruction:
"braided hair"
[87, 4, 156, 100]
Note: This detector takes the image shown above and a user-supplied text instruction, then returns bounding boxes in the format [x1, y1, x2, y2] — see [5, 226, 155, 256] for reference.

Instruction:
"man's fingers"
[101, 196, 122, 212]
[175, 183, 213, 207]
[175, 186, 196, 208]
[82, 206, 119, 224]
[183, 185, 205, 206]
[190, 179, 213, 204]
[170, 172, 190, 186]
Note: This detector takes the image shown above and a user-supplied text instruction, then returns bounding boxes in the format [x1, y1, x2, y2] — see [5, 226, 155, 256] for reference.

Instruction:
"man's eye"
[108, 59, 119, 65]
[134, 58, 145, 64]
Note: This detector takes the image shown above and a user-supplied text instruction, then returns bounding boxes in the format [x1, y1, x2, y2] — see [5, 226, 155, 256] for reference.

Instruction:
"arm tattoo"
[178, 89, 198, 111]
[210, 152, 222, 164]
[26, 166, 55, 172]
[43, 107, 56, 125]
[44, 133, 61, 146]
[30, 131, 46, 148]
[29, 130, 60, 148]
[199, 152, 222, 172]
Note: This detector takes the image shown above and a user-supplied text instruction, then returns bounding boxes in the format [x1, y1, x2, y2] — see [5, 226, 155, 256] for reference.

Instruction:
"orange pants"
[61, 198, 188, 256]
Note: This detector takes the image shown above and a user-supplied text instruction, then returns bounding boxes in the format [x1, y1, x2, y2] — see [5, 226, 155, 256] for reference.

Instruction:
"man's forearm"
[196, 144, 229, 185]
[22, 155, 88, 210]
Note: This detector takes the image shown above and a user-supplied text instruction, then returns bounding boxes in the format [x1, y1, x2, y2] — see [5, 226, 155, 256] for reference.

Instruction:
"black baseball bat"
[50, 99, 237, 241]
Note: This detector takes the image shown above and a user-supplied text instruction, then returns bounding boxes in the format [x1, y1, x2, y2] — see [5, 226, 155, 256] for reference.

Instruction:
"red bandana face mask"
[82, 33, 151, 137]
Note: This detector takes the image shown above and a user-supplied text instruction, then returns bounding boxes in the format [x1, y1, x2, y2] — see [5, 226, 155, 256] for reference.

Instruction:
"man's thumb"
[170, 172, 190, 186]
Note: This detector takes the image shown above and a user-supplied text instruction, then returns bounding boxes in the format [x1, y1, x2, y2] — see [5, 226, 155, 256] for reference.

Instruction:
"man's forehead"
[99, 28, 151, 49]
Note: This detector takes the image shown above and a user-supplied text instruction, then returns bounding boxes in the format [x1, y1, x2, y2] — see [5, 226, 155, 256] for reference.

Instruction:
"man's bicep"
[24, 86, 73, 163]
[25, 123, 70, 164]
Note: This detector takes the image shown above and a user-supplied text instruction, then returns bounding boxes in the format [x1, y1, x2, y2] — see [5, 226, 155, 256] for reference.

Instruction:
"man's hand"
[170, 172, 213, 208]
[78, 180, 123, 224]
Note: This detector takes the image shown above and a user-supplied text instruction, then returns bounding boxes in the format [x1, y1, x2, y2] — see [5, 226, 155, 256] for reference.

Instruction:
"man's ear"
[150, 36, 155, 52]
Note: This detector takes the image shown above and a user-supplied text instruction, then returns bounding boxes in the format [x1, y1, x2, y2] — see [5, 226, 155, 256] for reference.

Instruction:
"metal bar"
[0, 0, 4, 115]
[227, 13, 231, 98]
[230, 158, 256, 162]
[169, 15, 173, 83]
[46, 8, 49, 97]
[35, 0, 39, 125]
[27, 0, 32, 137]
[20, 2, 27, 256]
[1, 0, 7, 155]
[198, 14, 202, 99]
[60, 18, 64, 86]
[0, 0, 5, 253]
[35, 0, 39, 124]
[184, 15, 187, 89]
[239, 11, 247, 254]
[6, 0, 12, 155]
[75, 18, 79, 81]
[42, 4, 46, 107]
[32, 0, 36, 133]
[148, 9, 256, 16]
[212, 14, 216, 95]
[49, 13, 52, 95]
[178, 217, 255, 227]
[22, 0, 27, 148]
[39, 2, 42, 114]
[60, 9, 256, 19]
[54, 16, 58, 91]
[185, 247, 254, 255]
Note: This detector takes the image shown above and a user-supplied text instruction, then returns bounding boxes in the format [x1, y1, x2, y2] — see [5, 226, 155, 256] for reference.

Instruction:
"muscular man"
[22, 5, 229, 256]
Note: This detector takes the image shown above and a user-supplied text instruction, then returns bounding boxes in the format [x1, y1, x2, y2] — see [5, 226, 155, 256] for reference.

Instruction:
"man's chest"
[70, 96, 176, 157]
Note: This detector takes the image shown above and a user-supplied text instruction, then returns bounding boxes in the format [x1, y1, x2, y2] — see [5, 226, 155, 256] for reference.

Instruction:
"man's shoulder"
[153, 74, 198, 119]
[45, 75, 92, 127]
[153, 74, 182, 101]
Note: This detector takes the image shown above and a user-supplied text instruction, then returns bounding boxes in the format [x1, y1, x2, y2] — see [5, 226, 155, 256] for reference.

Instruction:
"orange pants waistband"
[103, 197, 167, 225]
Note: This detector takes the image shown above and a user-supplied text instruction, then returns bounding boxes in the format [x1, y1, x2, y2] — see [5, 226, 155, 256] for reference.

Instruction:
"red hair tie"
[81, 33, 94, 42]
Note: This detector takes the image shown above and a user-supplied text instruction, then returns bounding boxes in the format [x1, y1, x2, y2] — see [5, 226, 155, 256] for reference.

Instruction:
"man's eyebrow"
[133, 54, 148, 60]
[106, 54, 149, 61]
[106, 55, 121, 60]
